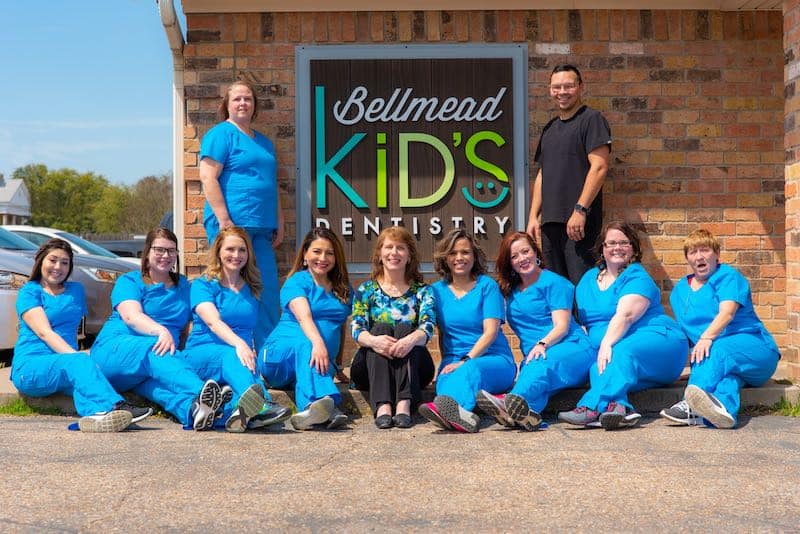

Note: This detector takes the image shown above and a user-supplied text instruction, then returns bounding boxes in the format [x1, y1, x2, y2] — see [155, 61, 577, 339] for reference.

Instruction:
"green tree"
[92, 186, 131, 234]
[122, 173, 172, 234]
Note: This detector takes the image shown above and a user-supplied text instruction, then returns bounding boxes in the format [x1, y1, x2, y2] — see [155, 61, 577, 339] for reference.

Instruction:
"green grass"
[771, 397, 800, 417]
[0, 398, 61, 416]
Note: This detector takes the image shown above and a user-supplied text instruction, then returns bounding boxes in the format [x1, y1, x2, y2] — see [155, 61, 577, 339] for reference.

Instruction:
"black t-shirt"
[534, 105, 612, 225]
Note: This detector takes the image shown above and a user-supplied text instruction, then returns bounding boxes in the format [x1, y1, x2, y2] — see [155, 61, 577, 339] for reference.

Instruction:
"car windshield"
[0, 227, 38, 251]
[55, 231, 118, 258]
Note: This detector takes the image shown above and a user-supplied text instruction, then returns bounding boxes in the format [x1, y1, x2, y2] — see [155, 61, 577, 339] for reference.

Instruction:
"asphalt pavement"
[1, 412, 799, 532]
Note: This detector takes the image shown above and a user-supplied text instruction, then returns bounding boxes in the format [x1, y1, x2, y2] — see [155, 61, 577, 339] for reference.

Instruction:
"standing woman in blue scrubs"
[418, 229, 517, 433]
[477, 231, 595, 431]
[661, 229, 779, 428]
[200, 79, 286, 350]
[11, 239, 149, 432]
[91, 228, 224, 431]
[558, 222, 688, 430]
[258, 228, 352, 431]
[181, 227, 290, 432]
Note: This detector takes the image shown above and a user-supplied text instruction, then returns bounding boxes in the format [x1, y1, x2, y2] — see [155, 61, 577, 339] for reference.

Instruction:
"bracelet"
[699, 336, 713, 342]
[460, 355, 471, 362]
[536, 340, 547, 348]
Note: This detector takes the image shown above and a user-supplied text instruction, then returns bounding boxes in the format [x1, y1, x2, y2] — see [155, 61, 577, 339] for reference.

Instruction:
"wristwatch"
[574, 203, 590, 215]
[536, 340, 547, 348]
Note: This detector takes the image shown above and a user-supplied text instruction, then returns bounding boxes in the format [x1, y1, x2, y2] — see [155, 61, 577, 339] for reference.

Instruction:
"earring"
[303, 260, 308, 267]
[535, 258, 541, 266]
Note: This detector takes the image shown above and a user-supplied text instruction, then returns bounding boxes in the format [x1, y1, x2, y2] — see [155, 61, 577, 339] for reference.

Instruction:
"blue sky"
[0, 0, 186, 185]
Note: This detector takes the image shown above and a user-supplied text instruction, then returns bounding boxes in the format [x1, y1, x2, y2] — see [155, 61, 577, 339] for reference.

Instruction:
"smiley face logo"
[459, 131, 510, 209]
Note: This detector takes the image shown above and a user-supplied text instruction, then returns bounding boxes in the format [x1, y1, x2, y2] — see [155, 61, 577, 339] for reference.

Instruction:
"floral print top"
[350, 279, 436, 342]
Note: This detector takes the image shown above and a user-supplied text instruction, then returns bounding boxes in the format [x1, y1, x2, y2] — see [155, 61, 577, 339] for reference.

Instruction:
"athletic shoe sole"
[215, 386, 234, 420]
[600, 410, 642, 430]
[226, 384, 265, 433]
[290, 397, 334, 430]
[249, 405, 292, 429]
[418, 403, 452, 430]
[685, 385, 735, 429]
[78, 410, 132, 433]
[659, 408, 703, 426]
[504, 394, 541, 431]
[195, 380, 222, 431]
[476, 390, 515, 428]
[434, 395, 479, 433]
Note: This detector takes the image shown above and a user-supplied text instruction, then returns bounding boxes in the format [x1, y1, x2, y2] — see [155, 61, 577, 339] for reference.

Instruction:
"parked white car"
[2, 225, 140, 266]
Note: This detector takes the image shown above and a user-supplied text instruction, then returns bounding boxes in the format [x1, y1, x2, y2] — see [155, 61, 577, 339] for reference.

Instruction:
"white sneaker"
[476, 390, 515, 428]
[291, 396, 334, 430]
[660, 399, 703, 426]
[684, 385, 735, 429]
[78, 410, 132, 433]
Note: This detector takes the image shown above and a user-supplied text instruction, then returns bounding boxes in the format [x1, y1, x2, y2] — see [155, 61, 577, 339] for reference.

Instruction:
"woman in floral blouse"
[350, 227, 436, 429]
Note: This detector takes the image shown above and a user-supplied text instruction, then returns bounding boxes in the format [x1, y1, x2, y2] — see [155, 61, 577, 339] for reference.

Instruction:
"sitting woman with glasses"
[660, 229, 779, 429]
[477, 231, 594, 431]
[91, 227, 226, 431]
[11, 239, 150, 432]
[181, 227, 291, 432]
[558, 222, 688, 430]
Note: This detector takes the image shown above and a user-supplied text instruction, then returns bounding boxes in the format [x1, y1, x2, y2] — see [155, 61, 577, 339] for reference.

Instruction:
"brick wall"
[182, 9, 790, 370]
[785, 0, 800, 378]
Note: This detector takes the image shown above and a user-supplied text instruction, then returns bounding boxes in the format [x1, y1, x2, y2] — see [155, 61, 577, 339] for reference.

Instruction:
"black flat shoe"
[375, 414, 394, 429]
[392, 413, 413, 428]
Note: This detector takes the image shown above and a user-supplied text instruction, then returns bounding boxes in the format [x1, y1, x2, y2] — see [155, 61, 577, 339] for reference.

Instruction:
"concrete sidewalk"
[2, 365, 798, 417]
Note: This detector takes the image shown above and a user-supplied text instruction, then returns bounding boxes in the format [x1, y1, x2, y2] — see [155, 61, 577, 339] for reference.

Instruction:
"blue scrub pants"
[258, 338, 340, 411]
[435, 355, 516, 411]
[11, 353, 124, 416]
[91, 336, 205, 426]
[179, 343, 271, 421]
[205, 221, 280, 352]
[688, 333, 779, 426]
[577, 328, 688, 412]
[510, 341, 595, 414]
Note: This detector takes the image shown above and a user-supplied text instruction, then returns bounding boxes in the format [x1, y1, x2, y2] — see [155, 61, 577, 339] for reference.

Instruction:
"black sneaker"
[113, 401, 153, 424]
[248, 401, 292, 429]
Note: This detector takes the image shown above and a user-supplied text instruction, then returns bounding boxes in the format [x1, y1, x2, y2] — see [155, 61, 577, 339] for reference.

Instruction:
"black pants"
[540, 221, 599, 286]
[350, 323, 435, 413]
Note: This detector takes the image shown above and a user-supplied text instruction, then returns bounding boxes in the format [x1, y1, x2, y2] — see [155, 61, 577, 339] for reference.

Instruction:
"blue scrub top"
[506, 269, 588, 356]
[185, 275, 259, 348]
[95, 271, 191, 343]
[432, 274, 513, 365]
[669, 263, 779, 352]
[14, 281, 86, 358]
[576, 263, 680, 348]
[200, 121, 278, 230]
[267, 270, 352, 357]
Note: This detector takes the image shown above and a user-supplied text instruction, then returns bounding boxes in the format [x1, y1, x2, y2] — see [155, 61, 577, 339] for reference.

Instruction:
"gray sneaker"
[434, 395, 480, 433]
[660, 399, 703, 426]
[78, 410, 132, 433]
[685, 385, 735, 429]
[476, 390, 515, 428]
[193, 379, 222, 431]
[326, 407, 349, 430]
[504, 394, 542, 431]
[558, 406, 600, 427]
[290, 396, 334, 431]
[225, 383, 265, 433]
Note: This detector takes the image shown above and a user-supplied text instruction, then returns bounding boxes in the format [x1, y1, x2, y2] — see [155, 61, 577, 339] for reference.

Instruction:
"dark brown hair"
[30, 238, 74, 283]
[594, 221, 643, 269]
[495, 231, 545, 297]
[433, 228, 487, 283]
[288, 228, 350, 303]
[141, 227, 180, 285]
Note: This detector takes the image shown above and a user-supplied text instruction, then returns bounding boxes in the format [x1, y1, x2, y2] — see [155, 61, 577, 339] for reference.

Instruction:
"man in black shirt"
[527, 64, 612, 285]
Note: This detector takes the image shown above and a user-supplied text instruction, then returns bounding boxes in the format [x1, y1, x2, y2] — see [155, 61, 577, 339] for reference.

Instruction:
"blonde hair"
[203, 227, 263, 299]
[683, 229, 720, 257]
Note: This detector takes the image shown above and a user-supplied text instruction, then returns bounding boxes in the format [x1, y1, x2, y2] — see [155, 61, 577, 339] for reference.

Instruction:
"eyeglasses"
[549, 83, 579, 92]
[603, 240, 632, 248]
[151, 246, 178, 256]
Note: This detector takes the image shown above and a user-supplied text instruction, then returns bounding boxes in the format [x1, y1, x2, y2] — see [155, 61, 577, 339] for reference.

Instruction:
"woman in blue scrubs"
[182, 227, 290, 432]
[258, 228, 352, 431]
[91, 228, 224, 431]
[558, 222, 688, 430]
[477, 231, 594, 431]
[11, 239, 149, 432]
[199, 79, 286, 351]
[418, 229, 516, 433]
[661, 229, 779, 428]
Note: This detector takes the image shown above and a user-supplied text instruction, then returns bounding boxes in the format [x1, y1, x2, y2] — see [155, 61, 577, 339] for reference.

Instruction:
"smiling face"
[226, 84, 255, 125]
[549, 70, 583, 116]
[147, 237, 178, 278]
[446, 238, 475, 279]
[686, 245, 720, 282]
[219, 234, 248, 276]
[380, 237, 409, 276]
[509, 238, 540, 278]
[602, 228, 634, 271]
[304, 237, 336, 278]
[40, 249, 71, 287]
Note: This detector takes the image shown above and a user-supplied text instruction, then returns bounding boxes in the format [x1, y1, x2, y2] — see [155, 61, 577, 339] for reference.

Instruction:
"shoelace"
[677, 400, 701, 426]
